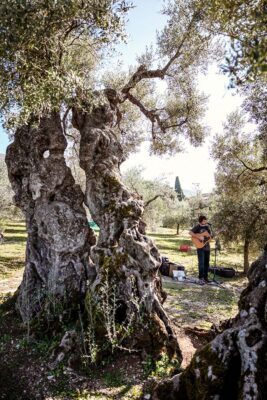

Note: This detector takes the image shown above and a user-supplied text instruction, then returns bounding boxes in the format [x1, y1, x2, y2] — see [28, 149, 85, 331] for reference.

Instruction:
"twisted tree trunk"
[5, 113, 96, 324]
[72, 91, 181, 361]
[153, 245, 267, 399]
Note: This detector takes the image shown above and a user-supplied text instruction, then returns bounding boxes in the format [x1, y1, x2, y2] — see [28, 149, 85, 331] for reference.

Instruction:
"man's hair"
[198, 215, 207, 223]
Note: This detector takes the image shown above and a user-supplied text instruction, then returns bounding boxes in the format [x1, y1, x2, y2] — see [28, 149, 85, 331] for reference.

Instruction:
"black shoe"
[204, 278, 212, 283]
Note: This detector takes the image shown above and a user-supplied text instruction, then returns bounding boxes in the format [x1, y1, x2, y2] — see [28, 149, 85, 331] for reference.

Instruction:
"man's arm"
[189, 227, 204, 241]
[189, 230, 198, 238]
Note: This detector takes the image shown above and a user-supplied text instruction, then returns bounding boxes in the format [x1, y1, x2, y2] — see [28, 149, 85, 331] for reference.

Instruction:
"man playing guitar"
[189, 215, 213, 284]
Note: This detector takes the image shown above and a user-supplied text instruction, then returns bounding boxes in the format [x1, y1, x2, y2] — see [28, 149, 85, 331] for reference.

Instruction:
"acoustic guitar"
[191, 228, 224, 249]
[191, 231, 211, 249]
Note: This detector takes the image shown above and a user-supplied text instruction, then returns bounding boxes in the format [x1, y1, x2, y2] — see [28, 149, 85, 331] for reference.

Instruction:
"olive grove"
[1, 0, 267, 397]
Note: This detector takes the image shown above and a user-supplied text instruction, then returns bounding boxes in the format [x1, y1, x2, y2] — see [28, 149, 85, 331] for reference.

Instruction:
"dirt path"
[176, 328, 196, 368]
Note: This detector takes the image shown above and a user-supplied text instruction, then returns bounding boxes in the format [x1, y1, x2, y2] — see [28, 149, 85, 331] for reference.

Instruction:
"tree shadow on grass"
[4, 228, 27, 234]
[0, 255, 25, 272]
[4, 236, 27, 243]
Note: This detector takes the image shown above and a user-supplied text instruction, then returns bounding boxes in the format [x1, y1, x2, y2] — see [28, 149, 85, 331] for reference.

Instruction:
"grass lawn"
[0, 220, 27, 294]
[0, 221, 248, 327]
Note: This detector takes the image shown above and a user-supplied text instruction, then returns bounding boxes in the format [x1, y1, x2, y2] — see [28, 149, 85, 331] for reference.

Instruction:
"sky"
[0, 0, 243, 194]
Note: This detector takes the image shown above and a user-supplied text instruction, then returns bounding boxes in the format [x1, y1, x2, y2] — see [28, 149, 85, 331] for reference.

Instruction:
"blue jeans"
[197, 249, 210, 279]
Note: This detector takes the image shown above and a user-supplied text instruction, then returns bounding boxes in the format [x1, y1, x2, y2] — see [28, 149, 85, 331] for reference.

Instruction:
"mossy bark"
[153, 245, 267, 399]
[72, 90, 181, 361]
[5, 113, 96, 323]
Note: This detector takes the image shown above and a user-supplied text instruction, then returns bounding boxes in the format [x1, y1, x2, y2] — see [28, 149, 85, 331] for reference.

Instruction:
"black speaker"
[160, 257, 170, 276]
[209, 267, 235, 278]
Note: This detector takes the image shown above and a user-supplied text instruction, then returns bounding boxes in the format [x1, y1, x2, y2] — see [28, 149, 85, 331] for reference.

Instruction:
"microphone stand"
[211, 239, 226, 287]
[209, 225, 222, 286]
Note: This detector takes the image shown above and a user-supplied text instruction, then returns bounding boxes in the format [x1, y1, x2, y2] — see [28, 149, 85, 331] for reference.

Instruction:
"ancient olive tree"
[0, 0, 213, 361]
[1, 0, 134, 335]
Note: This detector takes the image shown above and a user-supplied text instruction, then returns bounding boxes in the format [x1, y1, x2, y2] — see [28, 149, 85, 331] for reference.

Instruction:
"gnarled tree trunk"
[5, 113, 96, 323]
[153, 245, 267, 399]
[72, 91, 181, 361]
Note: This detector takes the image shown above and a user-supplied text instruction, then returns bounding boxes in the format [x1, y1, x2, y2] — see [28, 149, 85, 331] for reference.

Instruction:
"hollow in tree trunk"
[72, 90, 181, 361]
[5, 113, 96, 324]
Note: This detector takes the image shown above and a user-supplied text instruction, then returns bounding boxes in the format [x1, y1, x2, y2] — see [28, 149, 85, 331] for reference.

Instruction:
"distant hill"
[183, 189, 212, 198]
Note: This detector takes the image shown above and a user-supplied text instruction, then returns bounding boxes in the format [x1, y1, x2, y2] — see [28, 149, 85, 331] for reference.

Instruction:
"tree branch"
[125, 92, 165, 139]
[120, 11, 199, 98]
[126, 92, 190, 140]
[145, 195, 165, 208]
[237, 168, 247, 180]
[236, 155, 267, 173]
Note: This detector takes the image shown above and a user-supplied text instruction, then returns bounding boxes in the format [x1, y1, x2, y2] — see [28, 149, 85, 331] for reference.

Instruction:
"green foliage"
[162, 200, 191, 232]
[0, 0, 131, 128]
[122, 166, 178, 230]
[103, 370, 125, 387]
[213, 111, 264, 192]
[242, 77, 267, 163]
[163, 1, 266, 87]
[83, 272, 139, 365]
[211, 108, 267, 270]
[206, 0, 267, 85]
[143, 353, 180, 378]
[212, 110, 266, 200]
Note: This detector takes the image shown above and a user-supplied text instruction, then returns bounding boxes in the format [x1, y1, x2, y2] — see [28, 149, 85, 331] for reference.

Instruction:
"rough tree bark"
[153, 245, 267, 400]
[5, 113, 96, 323]
[72, 90, 181, 360]
[244, 237, 250, 274]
